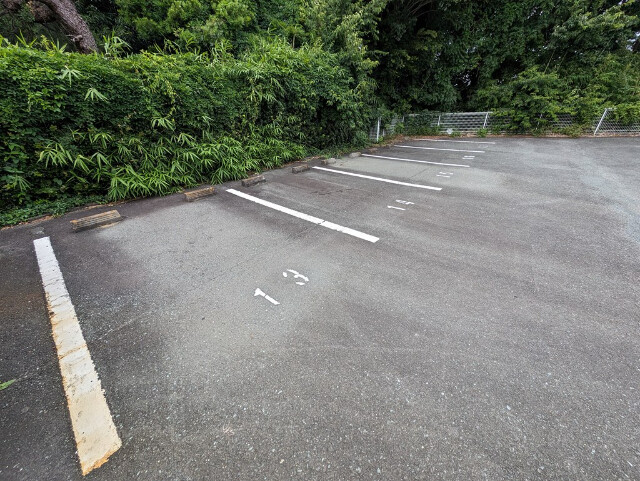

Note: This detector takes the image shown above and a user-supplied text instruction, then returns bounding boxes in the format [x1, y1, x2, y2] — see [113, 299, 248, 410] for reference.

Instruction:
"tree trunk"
[38, 0, 97, 52]
[2, 0, 97, 53]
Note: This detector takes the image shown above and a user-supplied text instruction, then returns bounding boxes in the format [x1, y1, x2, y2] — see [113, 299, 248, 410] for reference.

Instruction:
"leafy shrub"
[558, 125, 584, 138]
[402, 112, 441, 136]
[0, 36, 370, 219]
[473, 67, 578, 133]
[611, 104, 640, 125]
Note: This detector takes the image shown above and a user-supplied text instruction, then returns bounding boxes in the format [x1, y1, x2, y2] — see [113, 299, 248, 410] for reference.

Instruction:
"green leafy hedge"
[0, 36, 370, 217]
[471, 54, 640, 133]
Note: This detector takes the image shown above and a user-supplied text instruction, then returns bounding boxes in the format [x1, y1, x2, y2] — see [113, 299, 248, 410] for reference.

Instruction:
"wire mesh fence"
[438, 112, 491, 133]
[370, 108, 640, 141]
[593, 108, 640, 135]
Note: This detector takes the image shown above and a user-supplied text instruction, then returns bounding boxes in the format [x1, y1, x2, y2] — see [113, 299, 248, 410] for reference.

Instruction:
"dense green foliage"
[371, 0, 640, 112]
[1, 0, 639, 224]
[0, 36, 369, 217]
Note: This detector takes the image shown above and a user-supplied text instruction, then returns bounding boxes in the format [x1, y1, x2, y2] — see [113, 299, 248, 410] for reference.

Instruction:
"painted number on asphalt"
[283, 269, 309, 286]
[254, 288, 280, 305]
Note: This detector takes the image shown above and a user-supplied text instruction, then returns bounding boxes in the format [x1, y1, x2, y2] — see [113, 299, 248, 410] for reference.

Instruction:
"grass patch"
[0, 379, 16, 391]
[1, 195, 107, 227]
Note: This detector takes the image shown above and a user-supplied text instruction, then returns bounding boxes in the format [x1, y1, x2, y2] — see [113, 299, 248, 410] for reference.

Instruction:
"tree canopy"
[1, 0, 639, 112]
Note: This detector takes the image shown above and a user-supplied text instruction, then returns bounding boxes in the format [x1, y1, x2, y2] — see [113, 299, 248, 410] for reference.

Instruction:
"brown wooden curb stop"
[184, 186, 215, 202]
[292, 164, 310, 173]
[71, 210, 123, 232]
[242, 175, 266, 187]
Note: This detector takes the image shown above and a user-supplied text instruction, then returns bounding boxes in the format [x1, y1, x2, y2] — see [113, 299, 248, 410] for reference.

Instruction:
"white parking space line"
[227, 189, 379, 243]
[417, 139, 496, 144]
[395, 145, 485, 153]
[361, 154, 470, 168]
[388, 206, 406, 211]
[437, 175, 451, 178]
[33, 237, 121, 476]
[312, 166, 442, 190]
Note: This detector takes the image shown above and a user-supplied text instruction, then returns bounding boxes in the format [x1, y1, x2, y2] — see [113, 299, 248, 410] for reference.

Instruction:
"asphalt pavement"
[1, 137, 639, 480]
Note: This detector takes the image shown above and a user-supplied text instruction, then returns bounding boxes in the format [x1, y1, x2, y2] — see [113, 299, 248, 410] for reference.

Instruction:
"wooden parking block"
[242, 175, 266, 187]
[292, 164, 310, 173]
[184, 186, 215, 202]
[71, 210, 123, 232]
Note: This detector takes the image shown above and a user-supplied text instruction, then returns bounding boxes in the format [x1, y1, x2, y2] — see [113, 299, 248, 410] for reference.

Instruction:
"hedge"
[0, 36, 371, 214]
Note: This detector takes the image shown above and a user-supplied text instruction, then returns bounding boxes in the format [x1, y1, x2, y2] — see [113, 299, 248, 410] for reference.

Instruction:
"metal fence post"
[437, 115, 441, 127]
[594, 108, 609, 135]
[483, 112, 489, 129]
[376, 117, 381, 142]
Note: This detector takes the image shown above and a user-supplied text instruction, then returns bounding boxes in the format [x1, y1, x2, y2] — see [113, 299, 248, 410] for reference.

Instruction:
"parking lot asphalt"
[1, 137, 639, 480]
